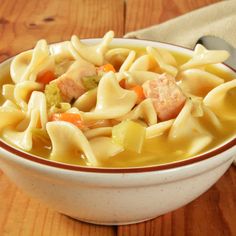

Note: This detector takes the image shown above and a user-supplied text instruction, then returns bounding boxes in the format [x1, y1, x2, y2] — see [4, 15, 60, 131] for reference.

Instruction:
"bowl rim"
[0, 37, 236, 174]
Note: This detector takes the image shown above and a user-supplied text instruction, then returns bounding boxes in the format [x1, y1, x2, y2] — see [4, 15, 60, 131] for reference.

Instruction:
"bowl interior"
[0, 38, 236, 173]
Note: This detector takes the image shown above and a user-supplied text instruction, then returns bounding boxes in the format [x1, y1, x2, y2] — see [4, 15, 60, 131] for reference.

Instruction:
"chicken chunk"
[52, 59, 96, 102]
[142, 73, 186, 121]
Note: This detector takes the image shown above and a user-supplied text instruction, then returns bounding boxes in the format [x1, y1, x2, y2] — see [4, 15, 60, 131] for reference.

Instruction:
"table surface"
[0, 0, 235, 235]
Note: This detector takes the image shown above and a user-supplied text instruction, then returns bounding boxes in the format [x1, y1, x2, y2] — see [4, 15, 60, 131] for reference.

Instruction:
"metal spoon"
[196, 35, 236, 70]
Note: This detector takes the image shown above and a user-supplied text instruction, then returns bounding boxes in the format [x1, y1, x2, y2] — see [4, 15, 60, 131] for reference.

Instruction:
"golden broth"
[1, 46, 236, 168]
[29, 117, 236, 168]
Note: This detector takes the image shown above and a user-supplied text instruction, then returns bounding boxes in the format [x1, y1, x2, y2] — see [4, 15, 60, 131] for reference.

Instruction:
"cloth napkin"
[125, 0, 236, 165]
[124, 0, 236, 49]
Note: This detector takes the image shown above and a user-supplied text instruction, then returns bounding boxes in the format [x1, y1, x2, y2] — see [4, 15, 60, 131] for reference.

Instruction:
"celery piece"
[44, 83, 63, 107]
[112, 120, 146, 153]
[81, 75, 100, 90]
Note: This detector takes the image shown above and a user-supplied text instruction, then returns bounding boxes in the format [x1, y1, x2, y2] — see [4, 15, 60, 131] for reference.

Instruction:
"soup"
[0, 31, 236, 168]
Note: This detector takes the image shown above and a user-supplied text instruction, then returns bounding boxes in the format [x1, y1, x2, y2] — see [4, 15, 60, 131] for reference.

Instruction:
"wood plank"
[125, 0, 221, 33]
[119, 0, 235, 235]
[0, 0, 123, 235]
[121, 0, 236, 236]
[1, 0, 234, 235]
[117, 167, 236, 236]
[0, 0, 124, 62]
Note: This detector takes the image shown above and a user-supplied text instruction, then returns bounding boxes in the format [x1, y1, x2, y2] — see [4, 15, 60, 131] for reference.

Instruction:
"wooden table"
[0, 0, 235, 235]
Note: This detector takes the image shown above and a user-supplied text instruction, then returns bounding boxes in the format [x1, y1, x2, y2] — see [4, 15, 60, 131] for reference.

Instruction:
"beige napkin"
[125, 0, 236, 165]
[124, 0, 236, 49]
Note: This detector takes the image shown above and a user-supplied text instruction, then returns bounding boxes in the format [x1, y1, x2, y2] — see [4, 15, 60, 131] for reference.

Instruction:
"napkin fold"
[124, 0, 236, 49]
[125, 0, 236, 165]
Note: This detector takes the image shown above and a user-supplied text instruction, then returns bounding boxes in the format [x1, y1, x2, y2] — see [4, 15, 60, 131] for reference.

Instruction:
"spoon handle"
[196, 36, 236, 70]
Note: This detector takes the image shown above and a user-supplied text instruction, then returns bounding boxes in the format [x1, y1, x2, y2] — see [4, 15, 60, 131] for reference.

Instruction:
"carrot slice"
[98, 64, 116, 73]
[37, 71, 55, 84]
[50, 113, 85, 129]
[129, 85, 146, 104]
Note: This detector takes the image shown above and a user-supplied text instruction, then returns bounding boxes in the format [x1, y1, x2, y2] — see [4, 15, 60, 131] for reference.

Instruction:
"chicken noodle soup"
[0, 31, 236, 167]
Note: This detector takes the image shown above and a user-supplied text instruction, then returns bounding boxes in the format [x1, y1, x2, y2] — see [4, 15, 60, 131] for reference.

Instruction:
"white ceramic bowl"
[0, 39, 236, 225]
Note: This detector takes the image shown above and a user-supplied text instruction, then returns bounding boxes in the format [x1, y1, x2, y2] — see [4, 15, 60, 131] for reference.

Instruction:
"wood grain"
[0, 0, 124, 62]
[1, 0, 235, 235]
[0, 1, 123, 235]
[125, 0, 220, 32]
